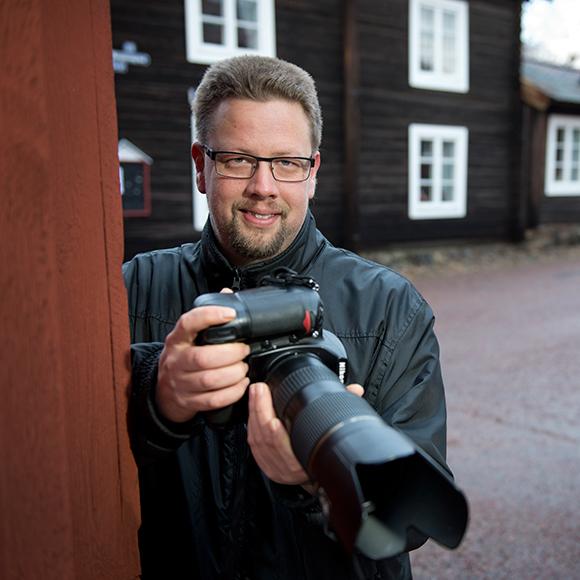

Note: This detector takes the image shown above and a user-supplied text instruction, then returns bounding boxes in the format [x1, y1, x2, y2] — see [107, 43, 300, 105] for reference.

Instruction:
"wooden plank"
[0, 0, 140, 578]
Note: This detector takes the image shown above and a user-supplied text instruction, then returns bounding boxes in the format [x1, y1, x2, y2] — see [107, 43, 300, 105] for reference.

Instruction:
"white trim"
[408, 123, 468, 219]
[189, 88, 209, 231]
[409, 0, 469, 93]
[545, 114, 580, 197]
[118, 139, 153, 164]
[185, 0, 276, 64]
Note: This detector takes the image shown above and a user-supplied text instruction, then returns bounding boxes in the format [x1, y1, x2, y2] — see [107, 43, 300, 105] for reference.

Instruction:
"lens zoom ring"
[273, 363, 337, 414]
[290, 392, 376, 468]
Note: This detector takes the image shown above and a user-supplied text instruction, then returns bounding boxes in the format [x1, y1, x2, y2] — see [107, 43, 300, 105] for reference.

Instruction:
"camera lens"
[266, 352, 376, 470]
[254, 337, 468, 560]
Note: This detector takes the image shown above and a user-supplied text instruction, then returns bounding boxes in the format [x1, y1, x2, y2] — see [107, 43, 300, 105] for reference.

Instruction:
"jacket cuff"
[131, 343, 203, 454]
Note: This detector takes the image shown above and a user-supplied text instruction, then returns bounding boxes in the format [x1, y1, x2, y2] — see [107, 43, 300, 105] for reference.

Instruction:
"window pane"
[573, 129, 580, 162]
[442, 11, 456, 73]
[420, 6, 434, 29]
[570, 128, 579, 181]
[556, 127, 565, 145]
[443, 10, 456, 35]
[443, 44, 456, 73]
[420, 34, 434, 71]
[420, 163, 432, 179]
[419, 6, 435, 72]
[203, 22, 223, 44]
[202, 0, 223, 16]
[442, 184, 454, 201]
[420, 140, 433, 157]
[555, 166, 563, 181]
[555, 147, 564, 162]
[421, 185, 432, 201]
[237, 0, 257, 22]
[237, 26, 258, 48]
[443, 163, 454, 180]
[443, 141, 455, 158]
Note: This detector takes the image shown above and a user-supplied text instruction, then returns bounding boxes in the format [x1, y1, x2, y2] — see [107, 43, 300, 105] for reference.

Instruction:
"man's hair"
[193, 55, 322, 151]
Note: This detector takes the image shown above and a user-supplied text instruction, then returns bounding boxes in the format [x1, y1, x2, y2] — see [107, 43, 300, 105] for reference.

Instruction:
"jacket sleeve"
[370, 294, 448, 472]
[128, 342, 204, 466]
[123, 256, 203, 466]
[365, 289, 450, 554]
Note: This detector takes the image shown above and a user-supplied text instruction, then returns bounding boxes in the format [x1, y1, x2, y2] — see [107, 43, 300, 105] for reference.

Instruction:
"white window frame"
[409, 0, 469, 93]
[188, 88, 209, 231]
[185, 0, 276, 64]
[545, 114, 580, 197]
[408, 124, 468, 220]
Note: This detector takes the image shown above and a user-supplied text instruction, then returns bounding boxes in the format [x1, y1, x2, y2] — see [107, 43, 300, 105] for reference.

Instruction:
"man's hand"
[156, 305, 251, 423]
[247, 381, 364, 488]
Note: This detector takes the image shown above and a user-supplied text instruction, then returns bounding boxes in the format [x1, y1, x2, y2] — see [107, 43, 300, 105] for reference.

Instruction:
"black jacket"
[124, 212, 449, 580]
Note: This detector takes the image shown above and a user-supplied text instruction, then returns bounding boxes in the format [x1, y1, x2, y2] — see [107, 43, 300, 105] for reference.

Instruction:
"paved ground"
[383, 248, 580, 579]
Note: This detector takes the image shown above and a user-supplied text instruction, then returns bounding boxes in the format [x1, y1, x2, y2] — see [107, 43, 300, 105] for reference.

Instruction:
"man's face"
[192, 98, 321, 266]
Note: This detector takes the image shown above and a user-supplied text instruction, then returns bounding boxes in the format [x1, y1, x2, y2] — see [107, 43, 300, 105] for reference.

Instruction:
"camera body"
[194, 281, 348, 427]
[193, 276, 468, 560]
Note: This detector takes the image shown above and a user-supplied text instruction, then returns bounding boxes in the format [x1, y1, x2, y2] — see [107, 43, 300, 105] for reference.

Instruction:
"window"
[118, 139, 153, 218]
[409, 0, 469, 93]
[545, 115, 580, 196]
[188, 88, 209, 231]
[185, 0, 275, 64]
[408, 124, 468, 219]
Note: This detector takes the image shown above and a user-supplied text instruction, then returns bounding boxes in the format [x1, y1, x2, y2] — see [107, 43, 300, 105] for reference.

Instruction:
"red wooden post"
[0, 0, 141, 578]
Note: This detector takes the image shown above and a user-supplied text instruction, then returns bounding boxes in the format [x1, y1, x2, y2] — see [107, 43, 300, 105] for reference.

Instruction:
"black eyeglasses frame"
[202, 146, 315, 183]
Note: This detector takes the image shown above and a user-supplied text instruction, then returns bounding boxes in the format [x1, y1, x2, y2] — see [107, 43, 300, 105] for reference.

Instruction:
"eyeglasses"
[203, 146, 315, 182]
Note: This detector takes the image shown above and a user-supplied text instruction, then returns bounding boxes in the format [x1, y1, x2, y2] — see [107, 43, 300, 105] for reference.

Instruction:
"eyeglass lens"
[214, 153, 311, 182]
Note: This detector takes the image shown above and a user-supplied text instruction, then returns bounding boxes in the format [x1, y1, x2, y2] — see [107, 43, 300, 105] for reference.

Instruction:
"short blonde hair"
[193, 55, 322, 151]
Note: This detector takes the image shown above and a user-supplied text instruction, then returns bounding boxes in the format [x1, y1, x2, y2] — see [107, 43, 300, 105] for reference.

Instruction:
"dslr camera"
[193, 271, 468, 560]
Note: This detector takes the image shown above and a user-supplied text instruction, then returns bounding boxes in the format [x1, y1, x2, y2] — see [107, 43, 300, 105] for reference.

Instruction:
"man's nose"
[247, 160, 278, 197]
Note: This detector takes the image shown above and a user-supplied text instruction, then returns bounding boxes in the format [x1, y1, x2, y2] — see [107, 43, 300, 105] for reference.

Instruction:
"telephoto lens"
[249, 331, 468, 560]
[193, 281, 469, 559]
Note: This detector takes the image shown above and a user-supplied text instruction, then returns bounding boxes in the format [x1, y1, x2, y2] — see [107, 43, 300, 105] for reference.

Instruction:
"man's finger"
[179, 360, 250, 392]
[250, 382, 276, 425]
[166, 305, 236, 345]
[185, 377, 250, 412]
[180, 342, 250, 371]
[346, 383, 364, 398]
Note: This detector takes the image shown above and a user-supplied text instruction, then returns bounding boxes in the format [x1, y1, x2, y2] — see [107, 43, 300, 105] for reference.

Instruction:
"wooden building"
[2, 2, 140, 578]
[112, 0, 523, 259]
[520, 58, 580, 227]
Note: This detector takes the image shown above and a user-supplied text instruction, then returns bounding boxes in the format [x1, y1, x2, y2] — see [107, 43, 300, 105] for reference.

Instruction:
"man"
[124, 55, 449, 579]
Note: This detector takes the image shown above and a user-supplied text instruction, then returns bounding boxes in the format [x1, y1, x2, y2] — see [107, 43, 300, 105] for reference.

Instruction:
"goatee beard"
[226, 205, 290, 262]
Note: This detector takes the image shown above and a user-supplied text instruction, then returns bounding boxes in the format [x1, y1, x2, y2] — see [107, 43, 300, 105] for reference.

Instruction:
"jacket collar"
[200, 211, 323, 292]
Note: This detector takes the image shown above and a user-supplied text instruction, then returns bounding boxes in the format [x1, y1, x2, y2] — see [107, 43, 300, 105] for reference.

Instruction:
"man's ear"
[191, 143, 207, 193]
[307, 151, 321, 200]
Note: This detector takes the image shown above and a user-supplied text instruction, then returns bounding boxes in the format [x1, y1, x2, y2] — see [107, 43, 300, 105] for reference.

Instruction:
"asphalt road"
[407, 256, 580, 579]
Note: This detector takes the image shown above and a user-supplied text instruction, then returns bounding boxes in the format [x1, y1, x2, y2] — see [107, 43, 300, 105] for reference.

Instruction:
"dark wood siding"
[112, 0, 205, 259]
[113, 0, 522, 258]
[356, 0, 522, 246]
[275, 0, 346, 242]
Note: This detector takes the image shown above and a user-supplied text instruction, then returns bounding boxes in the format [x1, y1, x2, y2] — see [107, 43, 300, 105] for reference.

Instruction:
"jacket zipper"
[232, 268, 242, 291]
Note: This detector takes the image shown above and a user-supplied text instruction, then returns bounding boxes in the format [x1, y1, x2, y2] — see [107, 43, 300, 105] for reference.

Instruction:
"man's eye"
[223, 156, 252, 166]
[276, 158, 301, 168]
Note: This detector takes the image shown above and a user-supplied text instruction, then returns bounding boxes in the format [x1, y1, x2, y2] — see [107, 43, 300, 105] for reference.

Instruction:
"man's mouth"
[247, 211, 275, 220]
[239, 208, 282, 223]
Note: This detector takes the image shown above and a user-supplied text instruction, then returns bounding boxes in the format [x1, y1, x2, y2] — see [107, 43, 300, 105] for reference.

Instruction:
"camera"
[193, 272, 468, 560]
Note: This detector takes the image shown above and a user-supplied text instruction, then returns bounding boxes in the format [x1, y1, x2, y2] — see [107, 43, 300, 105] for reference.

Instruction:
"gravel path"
[367, 234, 580, 579]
